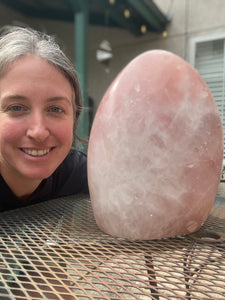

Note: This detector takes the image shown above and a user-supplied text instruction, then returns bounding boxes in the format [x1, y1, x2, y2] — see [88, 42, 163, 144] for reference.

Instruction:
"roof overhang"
[0, 0, 169, 36]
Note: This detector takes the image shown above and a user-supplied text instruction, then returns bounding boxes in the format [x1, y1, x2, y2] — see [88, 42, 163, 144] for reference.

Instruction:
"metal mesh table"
[0, 194, 225, 300]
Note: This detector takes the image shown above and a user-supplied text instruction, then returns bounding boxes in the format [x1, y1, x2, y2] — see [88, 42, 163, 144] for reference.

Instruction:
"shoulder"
[66, 147, 87, 164]
[60, 147, 87, 174]
[52, 147, 89, 195]
[0, 174, 22, 211]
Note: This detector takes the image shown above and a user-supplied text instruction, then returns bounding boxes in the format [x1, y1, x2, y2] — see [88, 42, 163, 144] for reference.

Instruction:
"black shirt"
[0, 148, 88, 212]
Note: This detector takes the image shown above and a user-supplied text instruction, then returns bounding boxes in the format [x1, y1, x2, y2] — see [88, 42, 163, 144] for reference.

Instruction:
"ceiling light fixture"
[96, 40, 113, 73]
[124, 9, 130, 18]
[140, 25, 147, 34]
[162, 30, 168, 37]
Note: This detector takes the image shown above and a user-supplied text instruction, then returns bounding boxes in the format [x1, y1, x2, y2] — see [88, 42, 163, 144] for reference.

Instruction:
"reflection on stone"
[88, 50, 224, 240]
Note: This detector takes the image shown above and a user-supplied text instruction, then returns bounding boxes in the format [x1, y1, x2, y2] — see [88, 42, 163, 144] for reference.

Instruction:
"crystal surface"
[88, 50, 224, 240]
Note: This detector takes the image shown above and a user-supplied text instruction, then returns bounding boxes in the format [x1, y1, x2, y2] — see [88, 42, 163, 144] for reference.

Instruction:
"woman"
[0, 26, 89, 211]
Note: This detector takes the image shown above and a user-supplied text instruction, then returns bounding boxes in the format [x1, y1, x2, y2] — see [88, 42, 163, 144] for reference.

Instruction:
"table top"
[0, 194, 225, 300]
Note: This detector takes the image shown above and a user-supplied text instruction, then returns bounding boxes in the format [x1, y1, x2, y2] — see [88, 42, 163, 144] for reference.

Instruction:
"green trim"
[74, 0, 89, 152]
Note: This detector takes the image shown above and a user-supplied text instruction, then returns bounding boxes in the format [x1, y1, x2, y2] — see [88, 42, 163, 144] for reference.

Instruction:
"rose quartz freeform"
[87, 50, 224, 240]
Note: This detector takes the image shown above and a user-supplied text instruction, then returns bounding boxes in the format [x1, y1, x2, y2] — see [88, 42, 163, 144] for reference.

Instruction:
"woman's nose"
[26, 113, 50, 142]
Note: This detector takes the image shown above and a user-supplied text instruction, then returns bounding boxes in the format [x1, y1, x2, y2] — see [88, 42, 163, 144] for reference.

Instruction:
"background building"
[0, 0, 225, 155]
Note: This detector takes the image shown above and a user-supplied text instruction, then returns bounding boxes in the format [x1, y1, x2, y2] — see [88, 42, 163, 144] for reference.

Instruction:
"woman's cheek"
[0, 119, 26, 143]
[56, 120, 74, 142]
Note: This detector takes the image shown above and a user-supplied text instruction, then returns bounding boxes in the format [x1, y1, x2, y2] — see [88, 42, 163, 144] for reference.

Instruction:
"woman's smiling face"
[0, 55, 74, 194]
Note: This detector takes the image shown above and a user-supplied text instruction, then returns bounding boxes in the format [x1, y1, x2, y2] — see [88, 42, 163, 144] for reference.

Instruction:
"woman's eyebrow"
[0, 94, 28, 107]
[46, 96, 72, 105]
[1, 94, 28, 101]
[0, 95, 72, 106]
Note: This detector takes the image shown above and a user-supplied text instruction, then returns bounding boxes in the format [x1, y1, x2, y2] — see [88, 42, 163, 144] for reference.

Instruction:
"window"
[190, 34, 225, 160]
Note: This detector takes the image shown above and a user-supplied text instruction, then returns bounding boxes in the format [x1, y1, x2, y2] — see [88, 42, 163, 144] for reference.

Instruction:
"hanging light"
[124, 9, 130, 18]
[140, 25, 147, 34]
[162, 30, 168, 38]
[96, 40, 113, 73]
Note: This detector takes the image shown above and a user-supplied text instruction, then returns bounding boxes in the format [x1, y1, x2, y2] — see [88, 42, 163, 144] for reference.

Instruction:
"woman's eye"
[48, 106, 64, 113]
[7, 105, 28, 113]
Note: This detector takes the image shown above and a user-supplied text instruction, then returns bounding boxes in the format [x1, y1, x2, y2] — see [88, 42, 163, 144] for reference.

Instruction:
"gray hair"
[0, 26, 82, 135]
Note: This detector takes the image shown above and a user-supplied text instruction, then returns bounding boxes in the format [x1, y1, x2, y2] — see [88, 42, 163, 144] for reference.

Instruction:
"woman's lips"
[21, 148, 53, 157]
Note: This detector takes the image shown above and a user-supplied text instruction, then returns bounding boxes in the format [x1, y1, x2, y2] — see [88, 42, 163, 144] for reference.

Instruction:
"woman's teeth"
[22, 148, 51, 156]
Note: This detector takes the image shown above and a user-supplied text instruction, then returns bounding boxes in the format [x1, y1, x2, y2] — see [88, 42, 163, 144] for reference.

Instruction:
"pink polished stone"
[87, 50, 224, 240]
